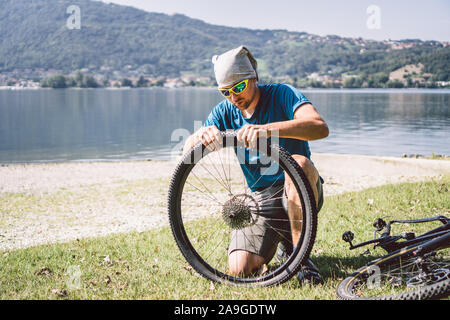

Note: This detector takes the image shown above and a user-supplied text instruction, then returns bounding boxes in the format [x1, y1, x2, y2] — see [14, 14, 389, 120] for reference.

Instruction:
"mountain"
[1, 0, 449, 84]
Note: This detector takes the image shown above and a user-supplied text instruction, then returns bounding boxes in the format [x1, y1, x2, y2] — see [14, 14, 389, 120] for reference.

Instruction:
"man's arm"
[237, 103, 329, 148]
[267, 103, 329, 140]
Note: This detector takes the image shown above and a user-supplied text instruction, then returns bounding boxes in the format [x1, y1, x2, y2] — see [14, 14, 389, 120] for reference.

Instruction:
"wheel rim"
[171, 140, 315, 285]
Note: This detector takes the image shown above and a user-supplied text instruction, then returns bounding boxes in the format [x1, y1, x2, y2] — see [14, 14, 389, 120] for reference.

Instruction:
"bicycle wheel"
[167, 132, 318, 286]
[337, 243, 450, 300]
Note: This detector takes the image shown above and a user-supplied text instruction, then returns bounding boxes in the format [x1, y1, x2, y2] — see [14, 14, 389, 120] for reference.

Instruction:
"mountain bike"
[167, 131, 317, 286]
[337, 215, 450, 300]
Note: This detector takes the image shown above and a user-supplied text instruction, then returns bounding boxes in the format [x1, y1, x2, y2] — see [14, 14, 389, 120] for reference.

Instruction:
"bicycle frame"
[342, 215, 450, 254]
[412, 231, 450, 256]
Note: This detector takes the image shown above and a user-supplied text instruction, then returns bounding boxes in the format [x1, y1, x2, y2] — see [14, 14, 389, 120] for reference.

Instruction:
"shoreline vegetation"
[2, 70, 450, 90]
[402, 153, 450, 160]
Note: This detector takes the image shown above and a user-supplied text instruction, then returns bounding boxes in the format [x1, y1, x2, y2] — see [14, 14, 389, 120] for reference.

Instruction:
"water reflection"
[0, 88, 448, 163]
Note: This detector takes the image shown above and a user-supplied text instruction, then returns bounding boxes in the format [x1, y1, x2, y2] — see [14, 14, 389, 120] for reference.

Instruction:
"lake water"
[0, 88, 449, 164]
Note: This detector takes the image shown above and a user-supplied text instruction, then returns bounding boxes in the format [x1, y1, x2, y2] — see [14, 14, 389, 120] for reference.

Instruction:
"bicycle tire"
[167, 131, 318, 286]
[337, 244, 450, 300]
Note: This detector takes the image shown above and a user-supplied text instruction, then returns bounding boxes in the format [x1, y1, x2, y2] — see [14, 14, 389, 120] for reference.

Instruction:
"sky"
[100, 0, 450, 42]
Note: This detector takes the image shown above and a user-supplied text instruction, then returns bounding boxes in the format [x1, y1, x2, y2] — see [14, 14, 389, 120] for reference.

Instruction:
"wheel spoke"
[184, 179, 223, 206]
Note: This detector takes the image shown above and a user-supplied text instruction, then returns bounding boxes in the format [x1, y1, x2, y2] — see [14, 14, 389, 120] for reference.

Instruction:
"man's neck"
[241, 87, 261, 118]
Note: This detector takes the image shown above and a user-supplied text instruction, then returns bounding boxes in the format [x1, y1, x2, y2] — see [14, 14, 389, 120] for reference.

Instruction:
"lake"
[0, 88, 449, 164]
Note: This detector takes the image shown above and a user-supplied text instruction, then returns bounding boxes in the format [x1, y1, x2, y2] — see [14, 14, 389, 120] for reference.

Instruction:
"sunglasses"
[219, 79, 249, 97]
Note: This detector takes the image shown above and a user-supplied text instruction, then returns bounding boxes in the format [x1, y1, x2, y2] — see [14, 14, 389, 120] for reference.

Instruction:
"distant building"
[164, 78, 184, 88]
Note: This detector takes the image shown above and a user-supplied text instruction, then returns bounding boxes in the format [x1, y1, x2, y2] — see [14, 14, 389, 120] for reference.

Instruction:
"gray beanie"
[212, 45, 258, 88]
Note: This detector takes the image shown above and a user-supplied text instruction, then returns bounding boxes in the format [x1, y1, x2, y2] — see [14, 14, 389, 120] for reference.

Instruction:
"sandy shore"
[1, 153, 449, 251]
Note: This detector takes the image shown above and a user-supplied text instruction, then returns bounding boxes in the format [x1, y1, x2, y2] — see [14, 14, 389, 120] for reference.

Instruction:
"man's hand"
[184, 125, 222, 154]
[237, 124, 271, 149]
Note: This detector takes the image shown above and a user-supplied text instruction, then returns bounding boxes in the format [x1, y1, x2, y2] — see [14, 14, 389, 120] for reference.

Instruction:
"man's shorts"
[228, 176, 324, 261]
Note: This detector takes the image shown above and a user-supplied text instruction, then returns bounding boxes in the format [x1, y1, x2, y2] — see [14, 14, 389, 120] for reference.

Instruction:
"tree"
[373, 72, 389, 84]
[152, 78, 166, 87]
[386, 80, 404, 88]
[121, 78, 133, 87]
[136, 76, 148, 87]
[82, 75, 99, 88]
[41, 75, 67, 88]
[74, 71, 84, 87]
[102, 78, 110, 87]
[343, 76, 363, 88]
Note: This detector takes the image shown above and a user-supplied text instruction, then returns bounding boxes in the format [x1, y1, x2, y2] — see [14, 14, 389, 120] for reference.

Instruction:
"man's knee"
[286, 155, 320, 206]
[228, 250, 264, 276]
[291, 155, 318, 182]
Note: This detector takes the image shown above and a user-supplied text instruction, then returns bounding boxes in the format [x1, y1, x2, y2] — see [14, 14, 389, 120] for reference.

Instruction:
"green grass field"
[0, 176, 448, 300]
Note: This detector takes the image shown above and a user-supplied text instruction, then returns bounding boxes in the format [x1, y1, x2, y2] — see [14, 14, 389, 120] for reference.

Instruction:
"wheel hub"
[222, 194, 258, 229]
[406, 266, 450, 288]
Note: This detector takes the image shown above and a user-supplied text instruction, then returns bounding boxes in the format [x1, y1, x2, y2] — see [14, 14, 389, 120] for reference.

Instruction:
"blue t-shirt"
[204, 83, 311, 191]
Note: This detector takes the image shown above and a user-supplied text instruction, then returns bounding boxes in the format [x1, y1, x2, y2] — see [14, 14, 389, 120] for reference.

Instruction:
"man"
[183, 46, 329, 284]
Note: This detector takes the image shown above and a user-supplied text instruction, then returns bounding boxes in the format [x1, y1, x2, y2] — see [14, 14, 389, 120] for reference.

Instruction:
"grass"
[0, 176, 448, 300]
[402, 153, 450, 160]
[426, 154, 450, 161]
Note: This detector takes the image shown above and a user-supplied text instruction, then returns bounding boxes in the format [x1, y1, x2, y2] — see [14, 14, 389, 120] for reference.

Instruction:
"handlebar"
[342, 215, 450, 252]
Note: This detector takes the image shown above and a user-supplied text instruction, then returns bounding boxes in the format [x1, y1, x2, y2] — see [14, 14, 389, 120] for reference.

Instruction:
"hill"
[1, 0, 449, 88]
